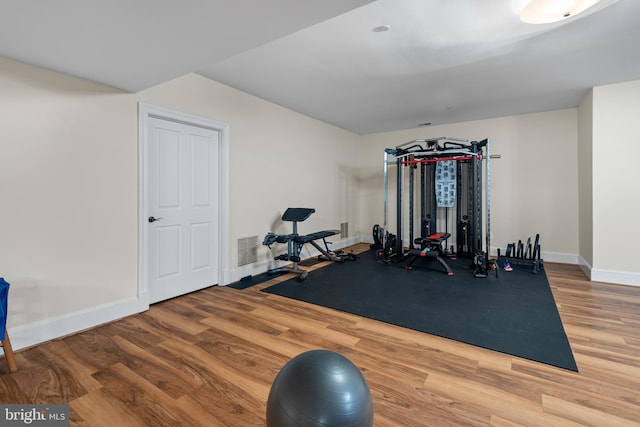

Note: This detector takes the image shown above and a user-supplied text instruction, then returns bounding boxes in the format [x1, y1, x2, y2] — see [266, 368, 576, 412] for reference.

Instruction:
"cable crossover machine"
[373, 136, 494, 277]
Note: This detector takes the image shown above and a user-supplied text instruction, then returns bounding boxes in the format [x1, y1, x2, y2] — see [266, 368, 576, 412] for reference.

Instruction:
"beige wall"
[136, 74, 362, 269]
[1, 61, 362, 349]
[0, 58, 138, 341]
[591, 80, 640, 284]
[358, 110, 579, 262]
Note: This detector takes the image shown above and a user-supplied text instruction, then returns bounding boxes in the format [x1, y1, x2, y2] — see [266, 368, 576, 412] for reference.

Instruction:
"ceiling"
[0, 0, 373, 92]
[2, 0, 639, 135]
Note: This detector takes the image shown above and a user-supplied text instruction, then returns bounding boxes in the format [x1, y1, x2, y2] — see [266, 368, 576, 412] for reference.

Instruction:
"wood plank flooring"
[1, 244, 639, 426]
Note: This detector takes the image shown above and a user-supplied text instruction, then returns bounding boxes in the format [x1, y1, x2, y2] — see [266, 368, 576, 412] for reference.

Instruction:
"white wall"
[357, 110, 579, 263]
[591, 80, 640, 285]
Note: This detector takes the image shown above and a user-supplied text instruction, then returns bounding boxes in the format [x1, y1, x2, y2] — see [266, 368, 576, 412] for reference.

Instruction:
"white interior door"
[147, 117, 219, 304]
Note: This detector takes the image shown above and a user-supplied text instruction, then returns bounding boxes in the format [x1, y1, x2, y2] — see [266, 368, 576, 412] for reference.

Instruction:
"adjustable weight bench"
[405, 232, 454, 275]
[262, 208, 345, 281]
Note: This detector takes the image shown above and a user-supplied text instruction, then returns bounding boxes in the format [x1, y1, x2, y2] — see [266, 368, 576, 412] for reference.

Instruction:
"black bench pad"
[294, 230, 340, 244]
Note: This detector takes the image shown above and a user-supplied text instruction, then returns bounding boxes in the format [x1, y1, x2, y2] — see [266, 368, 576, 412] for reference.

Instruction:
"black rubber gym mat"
[227, 257, 322, 290]
[261, 250, 578, 372]
[227, 271, 286, 289]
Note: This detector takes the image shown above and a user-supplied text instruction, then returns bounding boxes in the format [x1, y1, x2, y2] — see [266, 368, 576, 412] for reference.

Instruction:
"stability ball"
[266, 350, 374, 427]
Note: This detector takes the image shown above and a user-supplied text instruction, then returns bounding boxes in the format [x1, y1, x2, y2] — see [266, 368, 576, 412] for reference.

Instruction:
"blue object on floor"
[0, 278, 9, 338]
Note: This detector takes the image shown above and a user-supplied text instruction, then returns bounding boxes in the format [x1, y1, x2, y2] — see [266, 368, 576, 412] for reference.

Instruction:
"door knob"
[148, 216, 163, 223]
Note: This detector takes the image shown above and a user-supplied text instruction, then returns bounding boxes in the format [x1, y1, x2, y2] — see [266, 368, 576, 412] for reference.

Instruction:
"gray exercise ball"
[266, 350, 374, 427]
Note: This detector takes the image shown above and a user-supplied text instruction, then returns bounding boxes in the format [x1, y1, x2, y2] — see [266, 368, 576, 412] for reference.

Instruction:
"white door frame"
[138, 102, 230, 311]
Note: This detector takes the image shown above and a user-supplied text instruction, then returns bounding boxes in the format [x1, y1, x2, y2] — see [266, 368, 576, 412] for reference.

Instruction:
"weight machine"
[375, 137, 492, 275]
[263, 208, 347, 282]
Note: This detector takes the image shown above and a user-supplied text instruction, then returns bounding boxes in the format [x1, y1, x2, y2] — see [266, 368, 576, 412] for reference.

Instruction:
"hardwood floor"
[1, 244, 639, 426]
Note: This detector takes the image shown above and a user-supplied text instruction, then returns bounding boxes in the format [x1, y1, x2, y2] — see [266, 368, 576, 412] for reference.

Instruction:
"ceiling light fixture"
[519, 0, 604, 23]
[372, 25, 390, 33]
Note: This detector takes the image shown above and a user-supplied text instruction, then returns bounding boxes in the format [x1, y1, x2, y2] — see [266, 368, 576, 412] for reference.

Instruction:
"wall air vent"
[237, 236, 258, 266]
[340, 222, 348, 239]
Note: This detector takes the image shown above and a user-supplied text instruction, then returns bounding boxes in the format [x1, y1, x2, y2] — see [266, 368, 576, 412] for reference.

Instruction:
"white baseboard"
[590, 268, 640, 287]
[225, 259, 275, 285]
[5, 296, 140, 353]
[361, 236, 375, 245]
[576, 256, 639, 287]
[538, 251, 579, 265]
[578, 256, 593, 280]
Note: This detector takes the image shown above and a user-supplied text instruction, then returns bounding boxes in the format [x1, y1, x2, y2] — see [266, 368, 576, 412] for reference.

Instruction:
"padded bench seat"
[294, 230, 340, 244]
[405, 232, 453, 275]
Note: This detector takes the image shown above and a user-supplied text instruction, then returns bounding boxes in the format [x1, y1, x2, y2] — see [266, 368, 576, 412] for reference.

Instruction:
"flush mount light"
[372, 25, 390, 32]
[519, 0, 604, 23]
